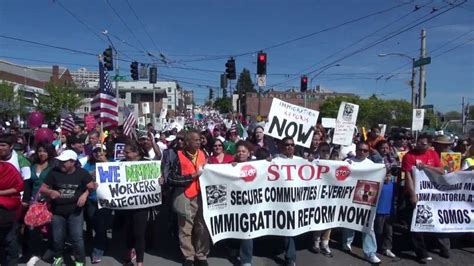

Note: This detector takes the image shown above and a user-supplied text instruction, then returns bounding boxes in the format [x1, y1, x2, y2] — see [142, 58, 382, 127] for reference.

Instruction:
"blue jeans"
[85, 200, 113, 258]
[51, 211, 86, 263]
[240, 239, 253, 265]
[341, 228, 377, 257]
[284, 237, 296, 262]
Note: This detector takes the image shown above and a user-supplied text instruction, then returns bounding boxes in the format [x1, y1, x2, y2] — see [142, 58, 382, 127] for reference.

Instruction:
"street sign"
[257, 75, 266, 87]
[113, 75, 127, 81]
[413, 57, 431, 68]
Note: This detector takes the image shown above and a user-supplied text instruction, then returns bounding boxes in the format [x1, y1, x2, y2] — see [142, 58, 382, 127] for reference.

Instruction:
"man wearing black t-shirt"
[40, 150, 94, 266]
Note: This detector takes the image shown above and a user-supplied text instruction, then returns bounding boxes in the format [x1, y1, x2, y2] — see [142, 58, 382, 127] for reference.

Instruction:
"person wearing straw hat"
[432, 135, 454, 156]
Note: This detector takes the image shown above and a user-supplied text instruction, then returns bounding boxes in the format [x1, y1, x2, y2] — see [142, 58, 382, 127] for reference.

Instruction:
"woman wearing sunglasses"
[208, 139, 234, 164]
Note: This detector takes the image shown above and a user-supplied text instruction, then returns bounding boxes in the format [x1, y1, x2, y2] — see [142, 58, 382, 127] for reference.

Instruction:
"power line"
[268, 0, 467, 87]
[430, 28, 474, 53]
[55, 0, 107, 44]
[172, 1, 411, 63]
[0, 55, 98, 68]
[432, 37, 474, 57]
[105, 0, 150, 56]
[0, 35, 97, 56]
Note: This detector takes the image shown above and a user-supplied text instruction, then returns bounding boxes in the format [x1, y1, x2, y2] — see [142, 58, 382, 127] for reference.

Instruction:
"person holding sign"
[166, 130, 209, 266]
[342, 141, 381, 264]
[39, 150, 94, 266]
[119, 141, 157, 266]
[82, 144, 112, 264]
[401, 133, 447, 263]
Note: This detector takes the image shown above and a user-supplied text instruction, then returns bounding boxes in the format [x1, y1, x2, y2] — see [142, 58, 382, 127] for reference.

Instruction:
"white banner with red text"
[96, 161, 162, 209]
[200, 158, 386, 243]
[411, 169, 474, 232]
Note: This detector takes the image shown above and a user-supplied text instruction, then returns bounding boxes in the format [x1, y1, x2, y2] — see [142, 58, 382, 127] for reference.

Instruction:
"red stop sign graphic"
[335, 166, 351, 181]
[240, 165, 257, 182]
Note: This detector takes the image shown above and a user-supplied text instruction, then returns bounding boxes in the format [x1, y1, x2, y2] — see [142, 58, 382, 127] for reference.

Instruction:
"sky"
[0, 0, 473, 112]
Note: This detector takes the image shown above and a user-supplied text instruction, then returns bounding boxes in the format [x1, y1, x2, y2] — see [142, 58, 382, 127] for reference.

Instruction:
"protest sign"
[114, 143, 126, 161]
[333, 102, 359, 146]
[141, 102, 150, 115]
[200, 158, 385, 243]
[441, 152, 462, 173]
[96, 161, 162, 209]
[159, 107, 167, 119]
[412, 109, 425, 131]
[321, 118, 336, 128]
[411, 169, 474, 232]
[264, 98, 319, 148]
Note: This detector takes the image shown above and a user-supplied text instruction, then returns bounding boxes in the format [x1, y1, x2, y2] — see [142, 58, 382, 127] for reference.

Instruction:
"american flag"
[60, 111, 75, 134]
[91, 61, 118, 130]
[123, 105, 137, 137]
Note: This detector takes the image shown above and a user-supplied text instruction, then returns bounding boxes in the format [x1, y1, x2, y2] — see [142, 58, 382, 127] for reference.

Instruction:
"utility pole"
[462, 96, 466, 134]
[257, 87, 262, 116]
[418, 29, 426, 108]
[411, 58, 417, 109]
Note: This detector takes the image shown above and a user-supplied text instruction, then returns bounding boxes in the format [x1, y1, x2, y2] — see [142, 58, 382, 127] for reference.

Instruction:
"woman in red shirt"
[208, 139, 234, 164]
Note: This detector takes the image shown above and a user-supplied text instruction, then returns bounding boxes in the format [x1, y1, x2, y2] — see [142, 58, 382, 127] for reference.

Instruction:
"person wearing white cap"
[39, 149, 94, 266]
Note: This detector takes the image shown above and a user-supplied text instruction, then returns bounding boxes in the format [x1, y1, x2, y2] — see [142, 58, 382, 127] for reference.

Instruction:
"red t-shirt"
[402, 148, 440, 173]
[208, 154, 234, 164]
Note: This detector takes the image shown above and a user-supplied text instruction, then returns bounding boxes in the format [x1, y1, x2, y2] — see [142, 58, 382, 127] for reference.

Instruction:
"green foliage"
[36, 83, 84, 122]
[0, 82, 32, 120]
[236, 68, 256, 94]
[213, 97, 232, 114]
[319, 95, 412, 128]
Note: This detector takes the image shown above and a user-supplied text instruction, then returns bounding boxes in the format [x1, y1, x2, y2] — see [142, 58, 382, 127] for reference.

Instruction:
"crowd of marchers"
[0, 118, 473, 266]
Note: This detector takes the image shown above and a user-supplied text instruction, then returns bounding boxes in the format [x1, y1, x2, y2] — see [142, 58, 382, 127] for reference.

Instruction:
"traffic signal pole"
[418, 29, 427, 108]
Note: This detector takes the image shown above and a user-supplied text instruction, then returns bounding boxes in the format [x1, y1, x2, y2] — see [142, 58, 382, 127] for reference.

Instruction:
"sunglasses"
[285, 143, 295, 147]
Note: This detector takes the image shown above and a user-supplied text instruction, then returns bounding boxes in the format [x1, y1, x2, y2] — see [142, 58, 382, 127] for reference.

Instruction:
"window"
[83, 106, 90, 112]
[167, 87, 172, 93]
[168, 96, 172, 101]
[167, 105, 172, 109]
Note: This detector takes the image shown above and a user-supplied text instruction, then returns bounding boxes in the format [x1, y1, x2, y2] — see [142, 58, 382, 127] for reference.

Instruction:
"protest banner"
[412, 109, 425, 131]
[200, 158, 386, 243]
[114, 143, 126, 161]
[96, 161, 162, 209]
[264, 98, 320, 148]
[441, 152, 462, 173]
[411, 169, 474, 232]
[333, 102, 359, 146]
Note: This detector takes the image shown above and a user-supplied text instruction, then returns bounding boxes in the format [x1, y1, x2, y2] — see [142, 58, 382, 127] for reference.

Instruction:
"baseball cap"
[165, 135, 176, 142]
[92, 144, 107, 152]
[56, 150, 78, 162]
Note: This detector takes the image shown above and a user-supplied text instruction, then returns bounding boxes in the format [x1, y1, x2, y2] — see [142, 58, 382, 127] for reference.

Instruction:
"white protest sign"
[142, 102, 150, 115]
[411, 169, 474, 232]
[321, 118, 336, 128]
[264, 98, 319, 148]
[138, 116, 146, 128]
[96, 161, 162, 209]
[200, 158, 386, 243]
[412, 109, 425, 131]
[333, 102, 359, 146]
[159, 107, 167, 119]
[378, 124, 387, 136]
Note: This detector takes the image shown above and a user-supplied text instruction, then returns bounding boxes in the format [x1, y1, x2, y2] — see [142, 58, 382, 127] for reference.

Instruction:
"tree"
[319, 95, 412, 129]
[0, 82, 31, 120]
[213, 97, 232, 114]
[236, 68, 256, 94]
[36, 83, 84, 122]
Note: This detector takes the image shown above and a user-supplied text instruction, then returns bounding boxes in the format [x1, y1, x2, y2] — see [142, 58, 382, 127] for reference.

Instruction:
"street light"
[378, 53, 416, 109]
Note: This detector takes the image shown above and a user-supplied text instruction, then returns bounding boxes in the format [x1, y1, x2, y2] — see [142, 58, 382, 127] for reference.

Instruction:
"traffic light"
[257, 52, 267, 75]
[149, 66, 157, 84]
[130, 61, 139, 80]
[103, 46, 113, 71]
[209, 88, 214, 100]
[225, 58, 236, 80]
[220, 74, 228, 88]
[300, 76, 308, 92]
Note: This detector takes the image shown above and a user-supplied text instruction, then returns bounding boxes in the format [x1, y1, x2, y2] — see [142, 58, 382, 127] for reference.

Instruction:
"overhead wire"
[267, 0, 467, 88]
[172, 1, 412, 63]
